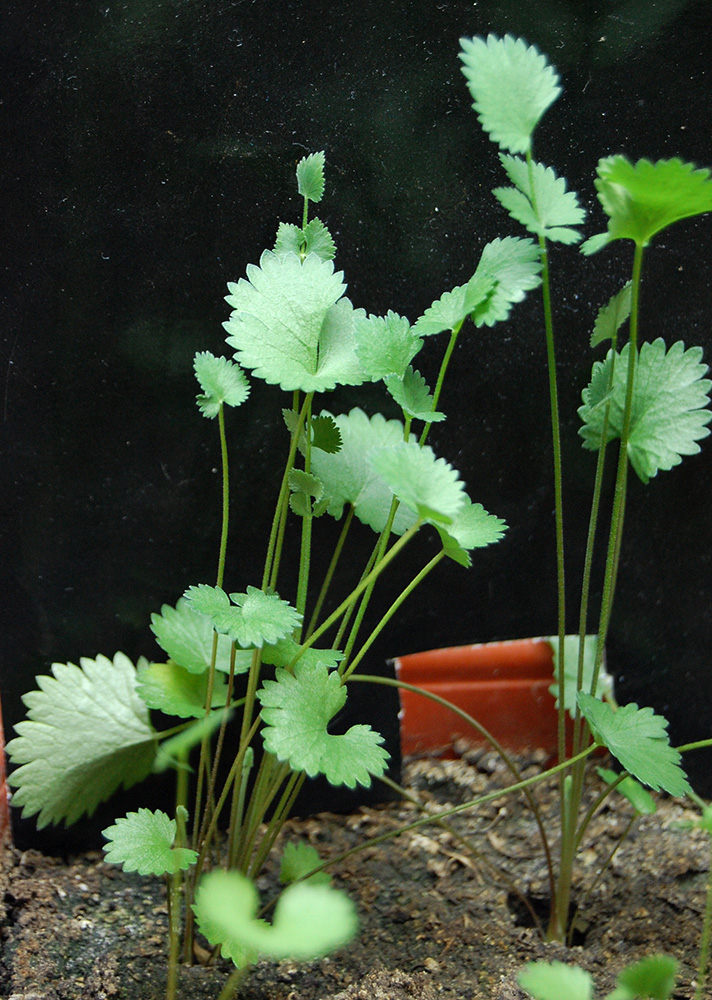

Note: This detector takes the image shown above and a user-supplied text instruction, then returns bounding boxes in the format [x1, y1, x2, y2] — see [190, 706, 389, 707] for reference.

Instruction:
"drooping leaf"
[258, 660, 389, 788]
[280, 841, 330, 886]
[581, 155, 712, 252]
[193, 870, 357, 967]
[136, 660, 230, 719]
[437, 499, 507, 567]
[610, 954, 678, 1000]
[384, 367, 445, 423]
[591, 283, 631, 348]
[412, 271, 496, 337]
[184, 584, 302, 649]
[494, 155, 585, 244]
[519, 960, 593, 1000]
[369, 439, 465, 526]
[459, 34, 561, 154]
[577, 693, 691, 797]
[6, 653, 157, 828]
[548, 634, 614, 714]
[354, 311, 423, 379]
[470, 237, 542, 327]
[578, 339, 711, 483]
[597, 768, 656, 816]
[296, 150, 326, 203]
[150, 598, 247, 675]
[194, 351, 250, 418]
[224, 251, 366, 392]
[102, 808, 198, 876]
[310, 408, 416, 535]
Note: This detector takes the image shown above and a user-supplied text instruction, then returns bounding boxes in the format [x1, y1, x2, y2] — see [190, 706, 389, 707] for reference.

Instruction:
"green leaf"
[311, 413, 342, 453]
[494, 155, 585, 244]
[194, 351, 250, 418]
[184, 584, 302, 649]
[597, 768, 657, 816]
[260, 638, 342, 672]
[471, 237, 542, 327]
[297, 151, 326, 203]
[273, 219, 335, 262]
[289, 468, 324, 517]
[258, 660, 389, 788]
[412, 271, 496, 337]
[154, 709, 229, 773]
[224, 251, 366, 392]
[608, 955, 678, 1000]
[591, 283, 631, 348]
[369, 439, 465, 526]
[193, 870, 357, 967]
[354, 311, 423, 379]
[384, 367, 445, 423]
[519, 961, 593, 1000]
[150, 598, 248, 675]
[437, 499, 508, 567]
[548, 634, 614, 714]
[585, 155, 712, 249]
[578, 339, 711, 483]
[577, 694, 691, 797]
[310, 408, 417, 535]
[273, 222, 304, 258]
[280, 841, 330, 886]
[459, 34, 561, 154]
[136, 660, 230, 719]
[6, 653, 157, 828]
[102, 808, 198, 876]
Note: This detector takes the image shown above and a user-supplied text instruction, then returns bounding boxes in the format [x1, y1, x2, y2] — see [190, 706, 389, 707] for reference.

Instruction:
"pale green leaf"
[310, 408, 417, 535]
[597, 768, 657, 816]
[297, 151, 326, 203]
[519, 961, 593, 1000]
[150, 598, 248, 675]
[273, 222, 304, 258]
[369, 439, 465, 526]
[412, 271, 496, 337]
[384, 367, 445, 422]
[260, 638, 342, 672]
[437, 499, 507, 567]
[102, 808, 198, 876]
[258, 661, 389, 788]
[459, 34, 561, 154]
[578, 694, 691, 796]
[185, 584, 301, 648]
[591, 283, 631, 348]
[136, 660, 230, 719]
[289, 468, 324, 517]
[494, 155, 585, 244]
[471, 237, 542, 327]
[224, 251, 366, 392]
[193, 870, 357, 967]
[579, 339, 711, 483]
[354, 311, 422, 379]
[6, 653, 157, 828]
[194, 351, 249, 418]
[548, 634, 614, 714]
[153, 709, 229, 773]
[280, 841, 330, 886]
[589, 155, 712, 248]
[609, 955, 678, 1000]
[273, 219, 335, 262]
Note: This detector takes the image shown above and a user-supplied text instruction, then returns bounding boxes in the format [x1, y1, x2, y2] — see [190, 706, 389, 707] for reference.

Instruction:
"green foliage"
[436, 499, 508, 567]
[412, 271, 496, 336]
[384, 367, 445, 423]
[597, 768, 657, 816]
[548, 634, 614, 713]
[296, 150, 326, 203]
[354, 311, 423, 380]
[280, 841, 330, 886]
[194, 352, 250, 418]
[136, 660, 230, 719]
[102, 808, 198, 876]
[579, 339, 711, 483]
[494, 155, 586, 244]
[274, 218, 336, 262]
[150, 598, 249, 675]
[519, 955, 678, 1000]
[591, 283, 631, 348]
[184, 584, 302, 648]
[369, 439, 465, 526]
[6, 653, 157, 827]
[258, 660, 389, 788]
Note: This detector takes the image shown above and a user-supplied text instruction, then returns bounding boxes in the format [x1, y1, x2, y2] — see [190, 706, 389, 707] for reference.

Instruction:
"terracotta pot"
[0, 694, 10, 849]
[394, 637, 569, 759]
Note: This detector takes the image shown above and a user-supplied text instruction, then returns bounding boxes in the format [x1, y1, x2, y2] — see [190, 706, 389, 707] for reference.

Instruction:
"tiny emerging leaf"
[102, 808, 198, 876]
[519, 960, 593, 1000]
[297, 150, 326, 203]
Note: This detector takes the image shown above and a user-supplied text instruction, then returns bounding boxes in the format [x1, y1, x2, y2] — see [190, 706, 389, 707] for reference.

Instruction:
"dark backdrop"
[2, 0, 712, 848]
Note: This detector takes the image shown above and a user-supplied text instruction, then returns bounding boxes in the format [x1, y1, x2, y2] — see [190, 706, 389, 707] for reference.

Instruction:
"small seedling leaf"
[311, 408, 417, 535]
[608, 954, 678, 1000]
[184, 584, 302, 648]
[150, 598, 248, 675]
[470, 237, 542, 326]
[579, 339, 711, 483]
[258, 660, 389, 788]
[194, 351, 250, 418]
[412, 271, 496, 336]
[7, 653, 157, 828]
[597, 768, 657, 816]
[577, 694, 691, 796]
[384, 367, 445, 422]
[460, 34, 561, 154]
[296, 151, 326, 203]
[136, 660, 230, 718]
[224, 251, 366, 392]
[370, 439, 465, 526]
[102, 808, 198, 876]
[354, 311, 423, 379]
[518, 960, 593, 1000]
[302, 218, 336, 260]
[548, 634, 614, 714]
[274, 222, 304, 258]
[280, 841, 330, 885]
[437, 499, 508, 567]
[193, 870, 357, 966]
[591, 283, 632, 348]
[495, 155, 585, 243]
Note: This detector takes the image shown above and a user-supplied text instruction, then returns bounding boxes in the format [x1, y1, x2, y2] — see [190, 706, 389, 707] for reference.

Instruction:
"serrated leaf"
[494, 155, 585, 244]
[354, 311, 422, 379]
[273, 222, 304, 258]
[258, 660, 389, 788]
[369, 439, 465, 526]
[597, 768, 656, 816]
[579, 339, 711, 483]
[310, 408, 417, 535]
[384, 367, 445, 423]
[194, 351, 250, 418]
[302, 218, 335, 260]
[6, 653, 157, 828]
[590, 155, 712, 248]
[150, 598, 248, 675]
[136, 660, 230, 719]
[311, 413, 342, 453]
[519, 961, 593, 1000]
[184, 584, 302, 648]
[591, 283, 631, 348]
[412, 271, 496, 337]
[297, 151, 326, 203]
[437, 499, 507, 567]
[610, 955, 678, 1000]
[289, 468, 324, 517]
[193, 870, 357, 967]
[548, 634, 614, 714]
[471, 237, 542, 327]
[102, 808, 198, 876]
[459, 34, 561, 154]
[578, 693, 691, 796]
[224, 251, 366, 392]
[280, 841, 330, 886]
[260, 638, 342, 671]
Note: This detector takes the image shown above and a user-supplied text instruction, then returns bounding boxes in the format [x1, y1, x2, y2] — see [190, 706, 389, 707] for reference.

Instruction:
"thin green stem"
[419, 322, 462, 448]
[306, 505, 355, 638]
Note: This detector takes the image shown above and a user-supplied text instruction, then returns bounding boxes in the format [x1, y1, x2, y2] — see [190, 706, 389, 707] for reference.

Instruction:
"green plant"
[519, 954, 678, 1000]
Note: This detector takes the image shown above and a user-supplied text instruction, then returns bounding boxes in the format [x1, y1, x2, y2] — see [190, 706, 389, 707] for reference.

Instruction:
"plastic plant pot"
[394, 637, 568, 760]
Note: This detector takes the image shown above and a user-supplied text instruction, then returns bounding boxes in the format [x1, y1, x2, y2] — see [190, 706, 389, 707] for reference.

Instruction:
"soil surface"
[1, 746, 709, 999]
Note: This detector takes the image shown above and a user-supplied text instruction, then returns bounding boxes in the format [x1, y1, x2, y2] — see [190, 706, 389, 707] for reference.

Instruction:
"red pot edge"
[0, 694, 11, 850]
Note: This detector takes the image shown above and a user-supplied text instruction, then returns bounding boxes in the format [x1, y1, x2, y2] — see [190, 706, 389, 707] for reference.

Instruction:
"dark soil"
[1, 747, 709, 999]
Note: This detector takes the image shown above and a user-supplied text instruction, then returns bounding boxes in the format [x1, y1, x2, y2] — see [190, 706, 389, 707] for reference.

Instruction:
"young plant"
[519, 953, 678, 1000]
